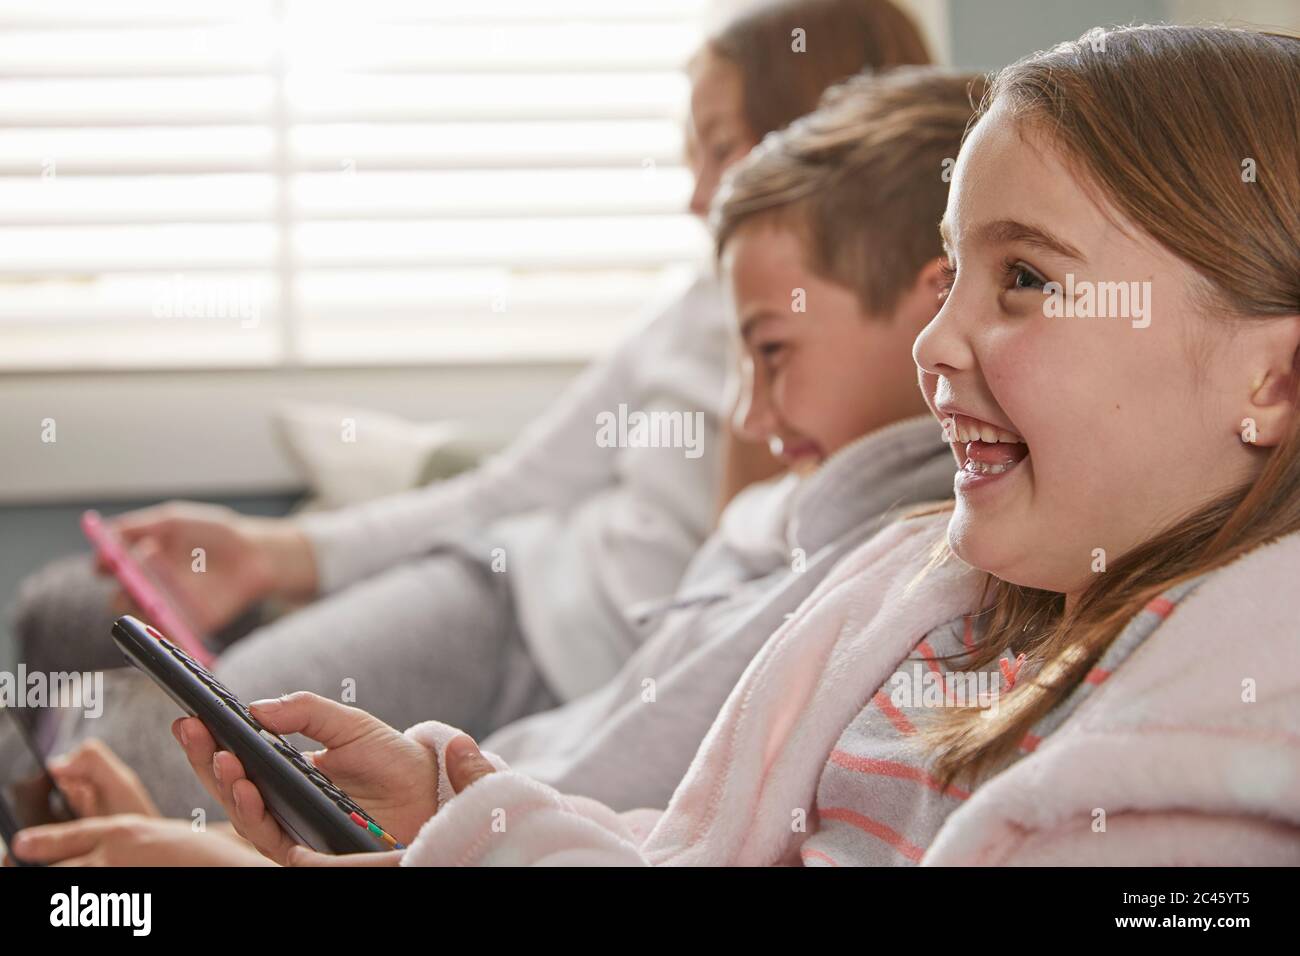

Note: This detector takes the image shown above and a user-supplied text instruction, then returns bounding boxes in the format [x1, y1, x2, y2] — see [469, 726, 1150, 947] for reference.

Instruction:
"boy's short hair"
[712, 67, 985, 317]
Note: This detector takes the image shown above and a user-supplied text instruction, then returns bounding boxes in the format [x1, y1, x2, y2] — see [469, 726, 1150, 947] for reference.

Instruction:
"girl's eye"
[756, 341, 786, 363]
[1003, 259, 1047, 291]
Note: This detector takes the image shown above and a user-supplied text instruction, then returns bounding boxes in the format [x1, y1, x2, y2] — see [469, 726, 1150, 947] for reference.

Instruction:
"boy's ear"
[915, 256, 950, 299]
[900, 257, 951, 322]
[1246, 314, 1300, 448]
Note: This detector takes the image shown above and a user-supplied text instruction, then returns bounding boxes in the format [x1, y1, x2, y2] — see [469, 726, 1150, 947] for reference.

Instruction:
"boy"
[479, 68, 983, 812]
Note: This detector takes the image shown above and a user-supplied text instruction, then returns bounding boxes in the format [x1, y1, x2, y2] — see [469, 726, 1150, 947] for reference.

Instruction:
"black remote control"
[112, 615, 401, 855]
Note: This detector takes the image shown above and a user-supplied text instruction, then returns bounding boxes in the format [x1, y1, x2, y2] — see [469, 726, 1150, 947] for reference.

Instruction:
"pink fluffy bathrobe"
[399, 513, 1300, 866]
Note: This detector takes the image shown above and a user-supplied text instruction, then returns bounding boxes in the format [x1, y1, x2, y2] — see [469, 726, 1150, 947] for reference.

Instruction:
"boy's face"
[724, 223, 931, 473]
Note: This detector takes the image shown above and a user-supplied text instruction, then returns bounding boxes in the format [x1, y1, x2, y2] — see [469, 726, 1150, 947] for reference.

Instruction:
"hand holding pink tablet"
[81, 509, 216, 667]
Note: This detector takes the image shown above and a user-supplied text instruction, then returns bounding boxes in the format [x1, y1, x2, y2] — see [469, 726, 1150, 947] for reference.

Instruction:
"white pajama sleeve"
[296, 273, 721, 596]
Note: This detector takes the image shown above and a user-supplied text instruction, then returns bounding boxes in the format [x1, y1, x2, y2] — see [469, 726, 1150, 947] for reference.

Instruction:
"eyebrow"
[739, 310, 781, 343]
[975, 218, 1086, 262]
[940, 216, 1086, 263]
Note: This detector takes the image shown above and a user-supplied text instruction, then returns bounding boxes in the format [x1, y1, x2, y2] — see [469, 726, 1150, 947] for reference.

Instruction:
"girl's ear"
[1246, 315, 1300, 448]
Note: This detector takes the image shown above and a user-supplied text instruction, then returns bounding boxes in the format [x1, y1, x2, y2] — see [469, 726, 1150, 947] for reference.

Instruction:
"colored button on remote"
[347, 810, 400, 848]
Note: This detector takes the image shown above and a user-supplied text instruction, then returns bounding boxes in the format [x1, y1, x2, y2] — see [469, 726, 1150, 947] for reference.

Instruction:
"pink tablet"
[81, 509, 216, 667]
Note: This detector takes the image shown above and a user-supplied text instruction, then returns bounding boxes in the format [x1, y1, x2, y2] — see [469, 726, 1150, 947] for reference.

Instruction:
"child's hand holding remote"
[173, 691, 437, 866]
[280, 734, 498, 867]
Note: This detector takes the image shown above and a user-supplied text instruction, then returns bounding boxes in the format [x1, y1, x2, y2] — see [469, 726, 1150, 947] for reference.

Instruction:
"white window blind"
[0, 0, 711, 370]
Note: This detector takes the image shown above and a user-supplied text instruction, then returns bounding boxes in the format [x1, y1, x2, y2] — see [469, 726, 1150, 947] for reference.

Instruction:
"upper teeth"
[948, 414, 1023, 444]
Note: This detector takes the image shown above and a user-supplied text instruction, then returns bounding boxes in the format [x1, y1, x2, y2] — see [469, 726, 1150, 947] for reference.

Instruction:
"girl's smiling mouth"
[944, 411, 1030, 484]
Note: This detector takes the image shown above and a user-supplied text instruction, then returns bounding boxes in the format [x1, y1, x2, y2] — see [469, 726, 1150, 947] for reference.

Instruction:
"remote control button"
[195, 669, 244, 706]
[150, 633, 179, 653]
[258, 727, 288, 748]
[191, 662, 222, 686]
[310, 776, 356, 811]
[274, 742, 312, 769]
[326, 790, 364, 816]
[220, 698, 266, 734]
[313, 775, 342, 794]
[325, 785, 352, 804]
[349, 811, 368, 828]
[304, 768, 333, 789]
[175, 654, 215, 684]
[206, 679, 240, 706]
[327, 787, 364, 813]
[320, 778, 351, 800]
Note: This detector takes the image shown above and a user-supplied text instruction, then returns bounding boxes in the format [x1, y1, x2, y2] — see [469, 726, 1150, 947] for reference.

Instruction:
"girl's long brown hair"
[925, 24, 1300, 788]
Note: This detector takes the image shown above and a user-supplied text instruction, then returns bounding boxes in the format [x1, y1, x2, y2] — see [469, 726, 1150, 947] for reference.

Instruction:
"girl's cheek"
[982, 323, 1053, 422]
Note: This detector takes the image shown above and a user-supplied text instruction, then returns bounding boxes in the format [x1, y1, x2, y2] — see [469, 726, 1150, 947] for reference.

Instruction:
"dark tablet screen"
[0, 709, 73, 846]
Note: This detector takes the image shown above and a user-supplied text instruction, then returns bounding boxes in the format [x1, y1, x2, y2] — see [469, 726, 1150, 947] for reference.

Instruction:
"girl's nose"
[912, 297, 974, 377]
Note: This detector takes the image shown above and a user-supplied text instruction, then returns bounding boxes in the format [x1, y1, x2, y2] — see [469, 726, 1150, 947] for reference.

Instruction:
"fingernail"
[211, 755, 222, 785]
[249, 698, 279, 710]
[176, 721, 189, 748]
[10, 833, 29, 853]
[446, 735, 480, 762]
[231, 786, 242, 814]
